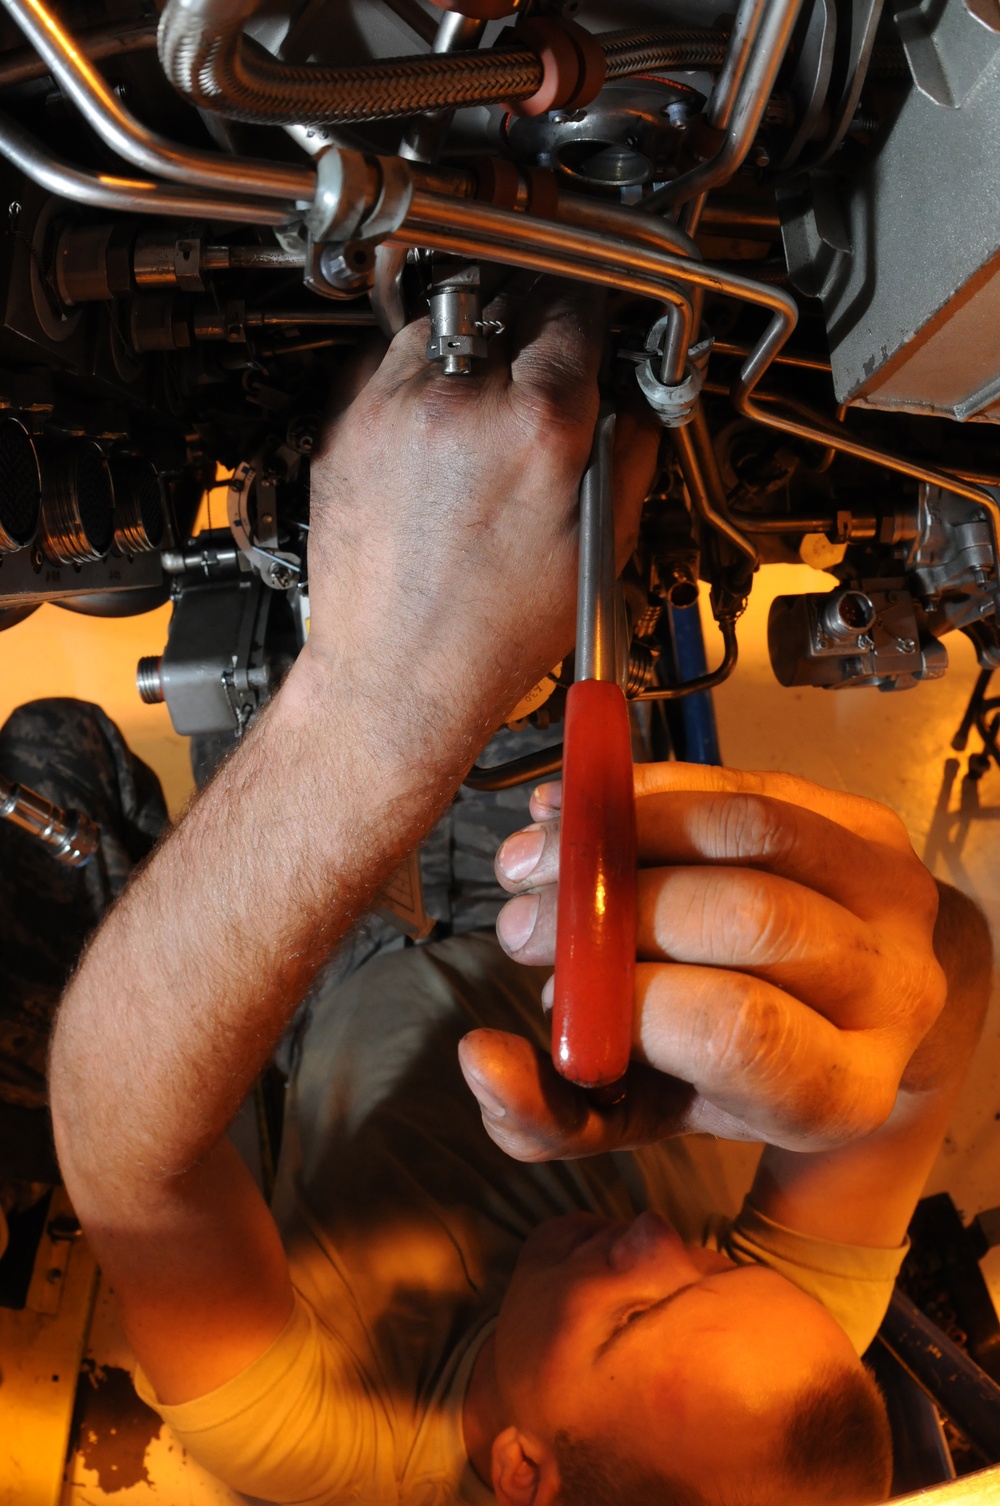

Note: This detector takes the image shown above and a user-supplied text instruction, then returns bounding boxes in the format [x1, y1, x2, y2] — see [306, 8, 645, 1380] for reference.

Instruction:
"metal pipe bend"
[0, 0, 313, 206]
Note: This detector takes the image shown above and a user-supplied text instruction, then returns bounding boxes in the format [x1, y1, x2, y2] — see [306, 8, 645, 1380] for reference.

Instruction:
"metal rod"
[889, 1467, 1000, 1505]
[0, 0, 313, 205]
[204, 245, 308, 270]
[0, 108, 291, 223]
[576, 405, 618, 684]
[0, 770, 98, 866]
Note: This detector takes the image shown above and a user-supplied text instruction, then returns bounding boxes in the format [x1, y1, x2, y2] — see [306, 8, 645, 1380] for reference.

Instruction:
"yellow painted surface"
[0, 603, 194, 818]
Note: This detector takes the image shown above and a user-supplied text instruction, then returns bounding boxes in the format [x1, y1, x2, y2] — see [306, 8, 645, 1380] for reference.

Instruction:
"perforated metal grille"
[131, 460, 165, 549]
[0, 420, 40, 548]
[74, 445, 114, 556]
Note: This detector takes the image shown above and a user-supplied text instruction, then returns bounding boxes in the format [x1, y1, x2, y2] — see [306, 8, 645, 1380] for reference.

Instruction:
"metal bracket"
[227, 460, 301, 590]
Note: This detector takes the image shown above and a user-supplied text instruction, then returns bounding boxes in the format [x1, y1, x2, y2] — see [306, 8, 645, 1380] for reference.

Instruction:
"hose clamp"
[305, 149, 414, 245]
[636, 324, 713, 428]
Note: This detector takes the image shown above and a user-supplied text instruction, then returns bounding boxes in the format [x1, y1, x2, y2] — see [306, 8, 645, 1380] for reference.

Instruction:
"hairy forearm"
[50, 645, 475, 1204]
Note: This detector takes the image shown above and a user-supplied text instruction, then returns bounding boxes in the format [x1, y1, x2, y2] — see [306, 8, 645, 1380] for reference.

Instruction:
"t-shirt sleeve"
[134, 1290, 394, 1505]
[709, 1199, 909, 1356]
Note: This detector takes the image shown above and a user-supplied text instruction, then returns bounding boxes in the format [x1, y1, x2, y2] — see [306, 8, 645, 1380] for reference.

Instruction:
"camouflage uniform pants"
[0, 702, 547, 1180]
[0, 699, 166, 1181]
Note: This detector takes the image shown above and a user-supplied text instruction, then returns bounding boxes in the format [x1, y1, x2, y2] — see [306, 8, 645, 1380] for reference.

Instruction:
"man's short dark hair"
[553, 1361, 892, 1506]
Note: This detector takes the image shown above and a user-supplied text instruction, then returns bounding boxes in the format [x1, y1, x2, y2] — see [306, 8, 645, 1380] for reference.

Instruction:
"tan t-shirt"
[137, 933, 906, 1506]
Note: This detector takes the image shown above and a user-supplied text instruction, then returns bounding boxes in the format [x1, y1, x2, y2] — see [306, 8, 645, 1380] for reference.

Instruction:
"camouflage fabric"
[0, 699, 167, 1126]
[0, 703, 550, 1168]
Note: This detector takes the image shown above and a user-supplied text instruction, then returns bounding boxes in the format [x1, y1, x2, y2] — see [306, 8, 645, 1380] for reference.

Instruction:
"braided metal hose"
[158, 8, 728, 127]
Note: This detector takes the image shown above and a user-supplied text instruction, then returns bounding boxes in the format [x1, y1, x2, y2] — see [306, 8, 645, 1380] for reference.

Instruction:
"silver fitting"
[0, 772, 99, 867]
[426, 263, 488, 377]
[636, 323, 712, 428]
[305, 147, 414, 247]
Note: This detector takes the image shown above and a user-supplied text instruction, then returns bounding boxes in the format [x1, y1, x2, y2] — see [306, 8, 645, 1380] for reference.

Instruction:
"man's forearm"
[747, 881, 993, 1248]
[50, 645, 471, 1205]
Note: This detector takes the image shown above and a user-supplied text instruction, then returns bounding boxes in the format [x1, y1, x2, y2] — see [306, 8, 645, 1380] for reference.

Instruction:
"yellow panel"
[0, 603, 193, 818]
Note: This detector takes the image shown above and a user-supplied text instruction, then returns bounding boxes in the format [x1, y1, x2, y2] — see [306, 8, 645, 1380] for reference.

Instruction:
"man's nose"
[607, 1211, 688, 1273]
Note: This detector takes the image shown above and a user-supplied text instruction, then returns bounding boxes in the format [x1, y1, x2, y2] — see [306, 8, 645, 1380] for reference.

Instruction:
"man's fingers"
[634, 867, 895, 1028]
[498, 784, 935, 932]
[634, 762, 914, 853]
[458, 1028, 705, 1163]
[495, 862, 921, 1032]
[632, 963, 899, 1150]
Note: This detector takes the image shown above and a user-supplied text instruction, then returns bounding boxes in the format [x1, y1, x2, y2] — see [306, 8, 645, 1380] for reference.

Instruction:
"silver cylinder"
[136, 655, 165, 704]
[0, 416, 41, 554]
[0, 771, 99, 866]
[38, 440, 115, 565]
[110, 457, 166, 555]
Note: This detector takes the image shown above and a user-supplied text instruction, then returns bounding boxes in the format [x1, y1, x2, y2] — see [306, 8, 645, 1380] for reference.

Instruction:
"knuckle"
[719, 793, 798, 869]
[716, 977, 792, 1084]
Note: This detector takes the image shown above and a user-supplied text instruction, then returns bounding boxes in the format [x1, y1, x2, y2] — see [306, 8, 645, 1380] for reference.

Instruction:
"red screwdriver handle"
[552, 678, 637, 1090]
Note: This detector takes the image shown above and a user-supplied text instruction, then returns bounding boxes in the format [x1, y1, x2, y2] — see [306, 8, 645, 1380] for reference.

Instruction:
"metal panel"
[781, 0, 1000, 422]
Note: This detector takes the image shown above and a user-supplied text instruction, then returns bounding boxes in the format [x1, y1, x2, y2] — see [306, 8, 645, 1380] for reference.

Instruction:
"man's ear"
[491, 1425, 562, 1506]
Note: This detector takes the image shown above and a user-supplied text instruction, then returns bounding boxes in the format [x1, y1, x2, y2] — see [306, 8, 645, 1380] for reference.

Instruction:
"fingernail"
[466, 1074, 506, 1120]
[533, 781, 562, 811]
[497, 825, 545, 881]
[496, 892, 539, 953]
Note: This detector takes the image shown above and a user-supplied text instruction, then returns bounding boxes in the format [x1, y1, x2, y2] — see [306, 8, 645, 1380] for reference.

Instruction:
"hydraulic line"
[0, 16, 158, 89]
[0, 108, 293, 223]
[396, 189, 1000, 587]
[158, 0, 728, 127]
[1, 0, 314, 206]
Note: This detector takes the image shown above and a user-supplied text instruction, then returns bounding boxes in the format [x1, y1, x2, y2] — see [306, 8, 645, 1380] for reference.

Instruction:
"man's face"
[493, 1211, 863, 1486]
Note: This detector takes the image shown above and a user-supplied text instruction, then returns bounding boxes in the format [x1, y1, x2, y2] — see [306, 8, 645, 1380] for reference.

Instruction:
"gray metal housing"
[780, 0, 1000, 422]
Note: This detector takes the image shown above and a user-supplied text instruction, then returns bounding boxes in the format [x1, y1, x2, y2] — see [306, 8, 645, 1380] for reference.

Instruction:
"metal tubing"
[713, 339, 830, 371]
[464, 744, 564, 791]
[399, 190, 709, 364]
[1, 0, 313, 205]
[393, 189, 1000, 588]
[0, 109, 292, 223]
[0, 17, 158, 88]
[647, 0, 805, 220]
[674, 404, 759, 572]
[576, 406, 618, 684]
[159, 0, 728, 129]
[733, 387, 1000, 580]
[636, 614, 738, 699]
[374, 9, 486, 337]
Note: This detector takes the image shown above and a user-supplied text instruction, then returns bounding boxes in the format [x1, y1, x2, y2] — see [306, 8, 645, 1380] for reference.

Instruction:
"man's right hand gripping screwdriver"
[551, 404, 637, 1100]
